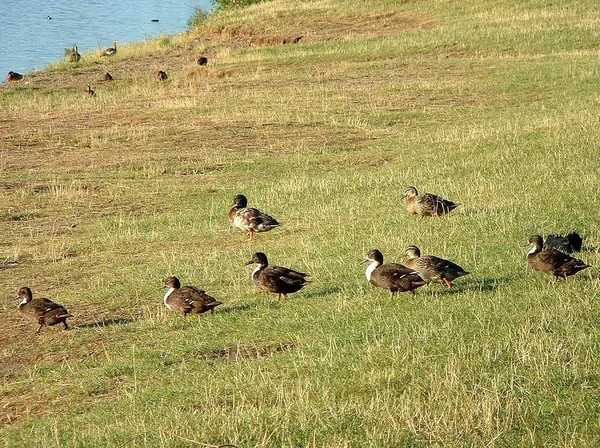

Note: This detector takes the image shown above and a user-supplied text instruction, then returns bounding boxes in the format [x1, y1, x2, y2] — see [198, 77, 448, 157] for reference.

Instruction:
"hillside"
[1, 0, 599, 446]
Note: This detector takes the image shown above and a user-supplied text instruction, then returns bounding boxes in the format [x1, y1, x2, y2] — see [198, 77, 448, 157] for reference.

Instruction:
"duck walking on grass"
[163, 276, 222, 315]
[17, 287, 72, 334]
[401, 186, 458, 217]
[100, 40, 118, 57]
[363, 249, 426, 295]
[229, 194, 281, 240]
[525, 235, 591, 280]
[246, 252, 309, 301]
[404, 245, 469, 288]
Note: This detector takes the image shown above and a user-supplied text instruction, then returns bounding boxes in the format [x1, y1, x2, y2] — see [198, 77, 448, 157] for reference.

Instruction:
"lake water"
[0, 0, 212, 78]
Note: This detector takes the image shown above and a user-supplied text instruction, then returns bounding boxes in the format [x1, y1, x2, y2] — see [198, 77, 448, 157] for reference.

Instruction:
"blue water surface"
[0, 0, 212, 78]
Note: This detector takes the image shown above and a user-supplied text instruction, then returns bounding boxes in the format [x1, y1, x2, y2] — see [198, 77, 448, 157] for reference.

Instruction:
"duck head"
[401, 186, 418, 200]
[245, 252, 268, 267]
[363, 249, 384, 265]
[164, 276, 181, 289]
[16, 287, 33, 304]
[231, 194, 248, 208]
[525, 235, 544, 254]
[405, 245, 421, 259]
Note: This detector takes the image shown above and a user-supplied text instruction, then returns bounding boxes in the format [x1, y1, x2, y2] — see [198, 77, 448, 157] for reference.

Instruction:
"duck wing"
[373, 263, 425, 291]
[27, 298, 71, 324]
[418, 255, 468, 281]
[243, 207, 281, 230]
[420, 193, 458, 215]
[168, 286, 222, 314]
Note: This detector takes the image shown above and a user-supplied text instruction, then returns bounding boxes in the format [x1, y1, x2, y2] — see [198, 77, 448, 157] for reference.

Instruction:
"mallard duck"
[17, 287, 72, 334]
[544, 232, 583, 253]
[163, 276, 222, 315]
[86, 85, 95, 97]
[363, 249, 426, 295]
[245, 252, 309, 300]
[401, 186, 458, 217]
[404, 245, 469, 288]
[229, 194, 281, 240]
[104, 72, 113, 81]
[69, 45, 81, 62]
[100, 40, 118, 57]
[7, 71, 23, 82]
[157, 70, 168, 81]
[525, 235, 591, 280]
[197, 56, 208, 66]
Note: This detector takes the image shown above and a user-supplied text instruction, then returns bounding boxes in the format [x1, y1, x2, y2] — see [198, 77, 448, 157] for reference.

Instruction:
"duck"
[69, 45, 81, 62]
[157, 70, 168, 81]
[363, 249, 426, 295]
[229, 194, 281, 240]
[86, 85, 95, 97]
[197, 56, 208, 66]
[104, 72, 113, 81]
[401, 186, 458, 217]
[544, 232, 583, 253]
[163, 276, 222, 315]
[17, 287, 72, 334]
[525, 235, 591, 280]
[246, 252, 309, 300]
[100, 40, 118, 57]
[7, 71, 23, 82]
[404, 245, 469, 288]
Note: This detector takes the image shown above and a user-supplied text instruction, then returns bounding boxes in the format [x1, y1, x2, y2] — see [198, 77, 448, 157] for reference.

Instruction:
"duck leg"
[63, 321, 69, 330]
[35, 324, 43, 335]
[248, 230, 255, 241]
[442, 277, 453, 288]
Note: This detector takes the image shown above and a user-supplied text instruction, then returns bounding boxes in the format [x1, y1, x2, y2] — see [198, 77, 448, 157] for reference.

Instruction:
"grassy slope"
[1, 0, 599, 445]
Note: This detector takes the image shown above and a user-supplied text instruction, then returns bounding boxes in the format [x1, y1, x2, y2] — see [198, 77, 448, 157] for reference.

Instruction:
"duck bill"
[245, 260, 255, 266]
[400, 194, 407, 200]
[360, 259, 370, 264]
[522, 242, 531, 247]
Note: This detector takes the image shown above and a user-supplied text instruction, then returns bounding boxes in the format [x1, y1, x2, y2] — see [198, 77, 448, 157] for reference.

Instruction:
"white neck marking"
[365, 261, 379, 281]
[252, 264, 263, 280]
[163, 287, 175, 309]
[527, 245, 538, 255]
[20, 297, 28, 305]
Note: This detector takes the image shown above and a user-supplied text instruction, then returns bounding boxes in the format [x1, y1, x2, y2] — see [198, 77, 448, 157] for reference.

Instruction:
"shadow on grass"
[75, 317, 134, 329]
[216, 304, 253, 315]
[416, 277, 515, 296]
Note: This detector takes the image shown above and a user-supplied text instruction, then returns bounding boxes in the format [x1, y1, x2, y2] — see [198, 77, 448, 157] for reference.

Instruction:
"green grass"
[1, 0, 600, 446]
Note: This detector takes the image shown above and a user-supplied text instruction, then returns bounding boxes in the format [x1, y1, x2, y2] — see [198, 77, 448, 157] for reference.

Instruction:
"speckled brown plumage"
[229, 194, 281, 240]
[364, 249, 426, 295]
[402, 186, 458, 217]
[404, 246, 469, 288]
[163, 276, 222, 315]
[17, 287, 72, 334]
[526, 235, 591, 280]
[246, 252, 309, 300]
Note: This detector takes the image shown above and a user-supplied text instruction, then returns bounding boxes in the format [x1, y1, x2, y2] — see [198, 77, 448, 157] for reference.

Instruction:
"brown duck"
[157, 70, 168, 81]
[246, 252, 309, 300]
[69, 45, 81, 62]
[7, 71, 23, 82]
[404, 245, 469, 288]
[100, 40, 118, 57]
[229, 194, 281, 240]
[163, 276, 222, 315]
[401, 186, 458, 217]
[525, 235, 591, 280]
[17, 287, 72, 334]
[364, 249, 426, 295]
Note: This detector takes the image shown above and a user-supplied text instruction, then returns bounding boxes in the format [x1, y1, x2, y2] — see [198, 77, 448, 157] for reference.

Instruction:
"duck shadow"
[417, 277, 514, 295]
[75, 317, 134, 329]
[301, 286, 342, 299]
[216, 304, 253, 315]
